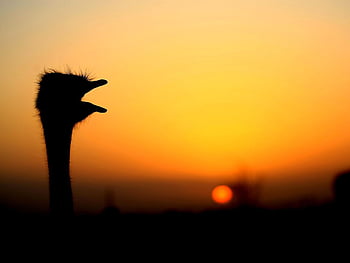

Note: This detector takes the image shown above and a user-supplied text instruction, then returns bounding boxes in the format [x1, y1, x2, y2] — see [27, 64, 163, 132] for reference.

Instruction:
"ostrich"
[35, 70, 108, 216]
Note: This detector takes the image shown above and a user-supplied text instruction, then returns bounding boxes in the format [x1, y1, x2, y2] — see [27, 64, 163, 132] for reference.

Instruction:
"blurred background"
[0, 0, 350, 215]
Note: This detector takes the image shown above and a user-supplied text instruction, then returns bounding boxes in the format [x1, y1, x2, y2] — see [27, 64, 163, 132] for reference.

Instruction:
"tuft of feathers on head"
[77, 69, 94, 81]
[35, 68, 94, 111]
[37, 68, 94, 86]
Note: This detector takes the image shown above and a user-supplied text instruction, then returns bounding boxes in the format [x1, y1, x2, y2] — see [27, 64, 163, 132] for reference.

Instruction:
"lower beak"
[93, 104, 107, 113]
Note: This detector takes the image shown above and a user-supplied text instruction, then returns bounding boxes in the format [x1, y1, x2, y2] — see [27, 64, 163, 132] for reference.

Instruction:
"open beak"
[84, 79, 108, 113]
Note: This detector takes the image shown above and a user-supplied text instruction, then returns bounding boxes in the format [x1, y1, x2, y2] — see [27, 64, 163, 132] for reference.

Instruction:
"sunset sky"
[1, 0, 350, 214]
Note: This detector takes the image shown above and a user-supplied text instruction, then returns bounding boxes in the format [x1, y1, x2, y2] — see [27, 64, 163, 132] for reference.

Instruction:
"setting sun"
[212, 185, 233, 204]
[1, 0, 350, 214]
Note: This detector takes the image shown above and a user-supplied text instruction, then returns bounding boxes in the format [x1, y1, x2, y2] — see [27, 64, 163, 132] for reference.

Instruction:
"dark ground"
[1, 203, 348, 261]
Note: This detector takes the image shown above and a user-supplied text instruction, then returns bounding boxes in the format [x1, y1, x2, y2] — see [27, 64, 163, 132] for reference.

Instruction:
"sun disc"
[212, 185, 233, 204]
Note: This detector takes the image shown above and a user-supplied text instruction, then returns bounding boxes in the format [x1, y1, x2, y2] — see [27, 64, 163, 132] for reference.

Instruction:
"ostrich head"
[36, 71, 108, 127]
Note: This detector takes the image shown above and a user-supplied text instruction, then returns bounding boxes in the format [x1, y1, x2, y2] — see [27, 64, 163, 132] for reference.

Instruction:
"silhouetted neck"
[41, 121, 74, 216]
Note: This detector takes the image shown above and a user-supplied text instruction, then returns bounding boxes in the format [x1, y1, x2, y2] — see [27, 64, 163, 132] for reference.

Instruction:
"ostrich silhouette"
[35, 70, 108, 216]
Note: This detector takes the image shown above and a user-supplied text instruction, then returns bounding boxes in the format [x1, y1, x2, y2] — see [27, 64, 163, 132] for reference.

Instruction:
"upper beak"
[85, 79, 108, 94]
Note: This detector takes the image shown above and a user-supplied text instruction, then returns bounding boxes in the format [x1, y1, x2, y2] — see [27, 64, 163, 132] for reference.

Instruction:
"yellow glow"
[1, 0, 350, 212]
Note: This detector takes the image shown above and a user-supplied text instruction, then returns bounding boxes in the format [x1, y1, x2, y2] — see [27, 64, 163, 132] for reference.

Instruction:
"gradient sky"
[1, 0, 350, 213]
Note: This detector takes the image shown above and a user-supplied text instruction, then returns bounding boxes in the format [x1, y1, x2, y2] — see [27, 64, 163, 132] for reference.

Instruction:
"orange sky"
[1, 0, 350, 213]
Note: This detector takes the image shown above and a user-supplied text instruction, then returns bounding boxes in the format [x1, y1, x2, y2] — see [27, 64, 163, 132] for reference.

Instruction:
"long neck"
[41, 119, 74, 216]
